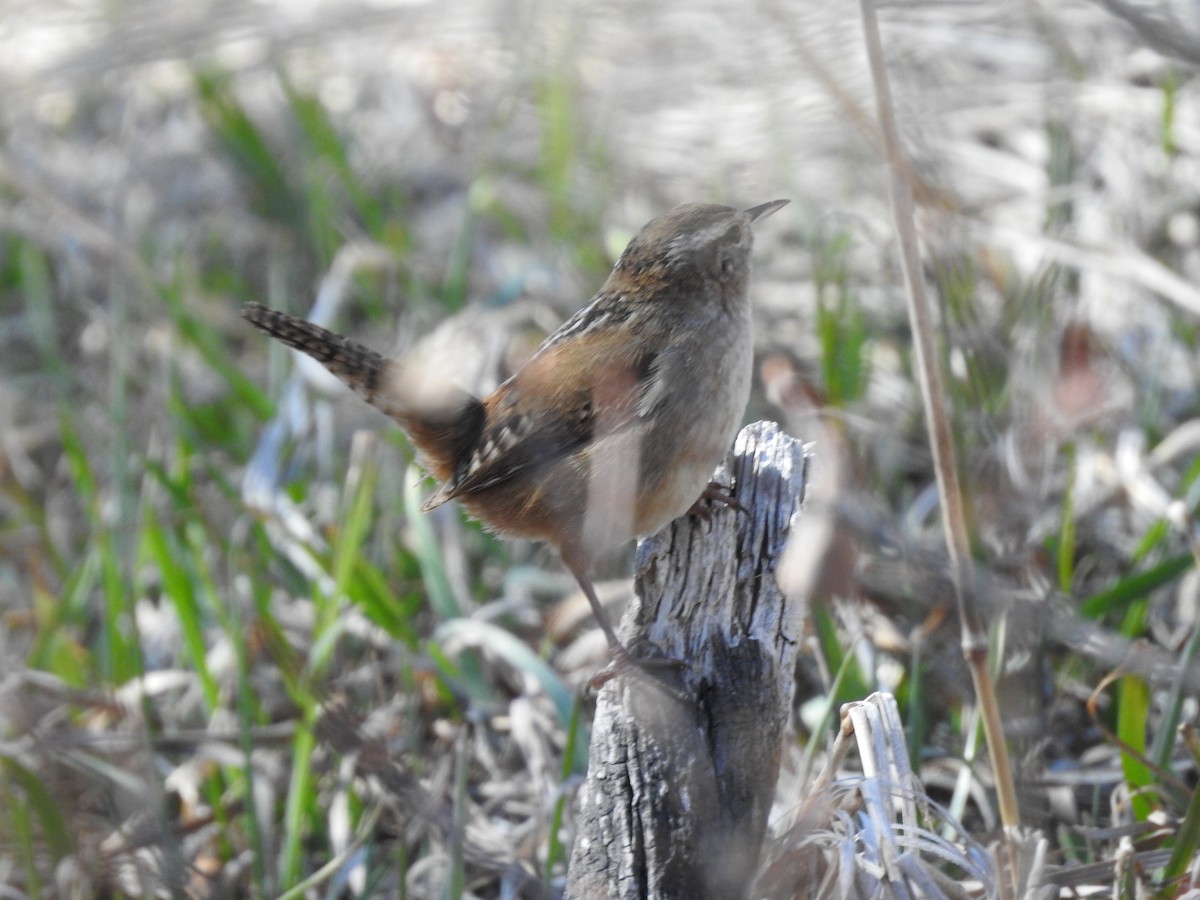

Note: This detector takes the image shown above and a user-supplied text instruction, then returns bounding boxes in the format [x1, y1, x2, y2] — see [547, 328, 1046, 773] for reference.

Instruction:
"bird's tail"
[243, 302, 390, 403]
[242, 302, 484, 483]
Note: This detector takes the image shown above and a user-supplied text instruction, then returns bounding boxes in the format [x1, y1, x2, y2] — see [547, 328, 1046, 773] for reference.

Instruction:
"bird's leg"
[563, 559, 690, 695]
[564, 562, 646, 690]
[687, 479, 748, 520]
[563, 560, 633, 663]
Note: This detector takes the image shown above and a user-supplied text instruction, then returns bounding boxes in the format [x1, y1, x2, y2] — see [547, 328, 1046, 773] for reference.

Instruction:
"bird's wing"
[422, 328, 657, 509]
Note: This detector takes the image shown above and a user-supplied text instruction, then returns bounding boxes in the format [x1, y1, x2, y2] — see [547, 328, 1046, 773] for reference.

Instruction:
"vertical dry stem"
[857, 0, 1020, 832]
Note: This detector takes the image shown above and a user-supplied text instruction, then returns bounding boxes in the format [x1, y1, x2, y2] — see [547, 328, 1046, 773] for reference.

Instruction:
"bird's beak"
[745, 199, 790, 223]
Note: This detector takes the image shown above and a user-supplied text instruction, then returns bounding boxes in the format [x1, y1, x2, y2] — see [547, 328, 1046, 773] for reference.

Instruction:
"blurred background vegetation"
[3, 0, 1200, 895]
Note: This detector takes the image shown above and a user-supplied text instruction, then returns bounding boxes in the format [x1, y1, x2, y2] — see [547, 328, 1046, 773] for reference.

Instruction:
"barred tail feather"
[242, 302, 388, 401]
[242, 302, 486, 484]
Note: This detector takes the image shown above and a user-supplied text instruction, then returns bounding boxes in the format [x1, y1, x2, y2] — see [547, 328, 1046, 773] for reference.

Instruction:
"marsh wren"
[243, 199, 787, 662]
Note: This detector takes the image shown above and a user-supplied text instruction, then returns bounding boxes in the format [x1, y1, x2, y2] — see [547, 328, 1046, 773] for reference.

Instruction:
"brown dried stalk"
[857, 0, 1020, 832]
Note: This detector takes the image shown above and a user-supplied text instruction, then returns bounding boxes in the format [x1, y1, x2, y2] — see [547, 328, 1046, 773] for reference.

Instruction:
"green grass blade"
[434, 618, 573, 727]
[811, 605, 871, 704]
[346, 557, 419, 644]
[1057, 444, 1076, 592]
[58, 409, 139, 682]
[331, 446, 378, 602]
[545, 696, 586, 879]
[1162, 726, 1200, 892]
[1117, 600, 1154, 820]
[18, 241, 67, 384]
[403, 468, 461, 621]
[1151, 624, 1200, 775]
[1080, 553, 1194, 619]
[1, 758, 73, 862]
[142, 508, 219, 710]
[161, 283, 274, 421]
[813, 230, 870, 406]
[279, 707, 318, 889]
[284, 80, 384, 237]
[233, 641, 270, 896]
[195, 70, 303, 226]
[798, 633, 864, 791]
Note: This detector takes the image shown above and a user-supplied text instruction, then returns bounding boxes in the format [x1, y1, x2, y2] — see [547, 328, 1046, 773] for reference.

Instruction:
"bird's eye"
[720, 255, 735, 276]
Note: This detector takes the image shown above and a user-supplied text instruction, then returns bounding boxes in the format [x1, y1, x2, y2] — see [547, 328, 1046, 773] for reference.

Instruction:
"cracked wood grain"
[567, 421, 809, 900]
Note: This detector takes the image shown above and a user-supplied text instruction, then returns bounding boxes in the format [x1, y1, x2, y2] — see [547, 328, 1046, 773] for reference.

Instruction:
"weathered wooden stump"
[567, 421, 809, 900]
